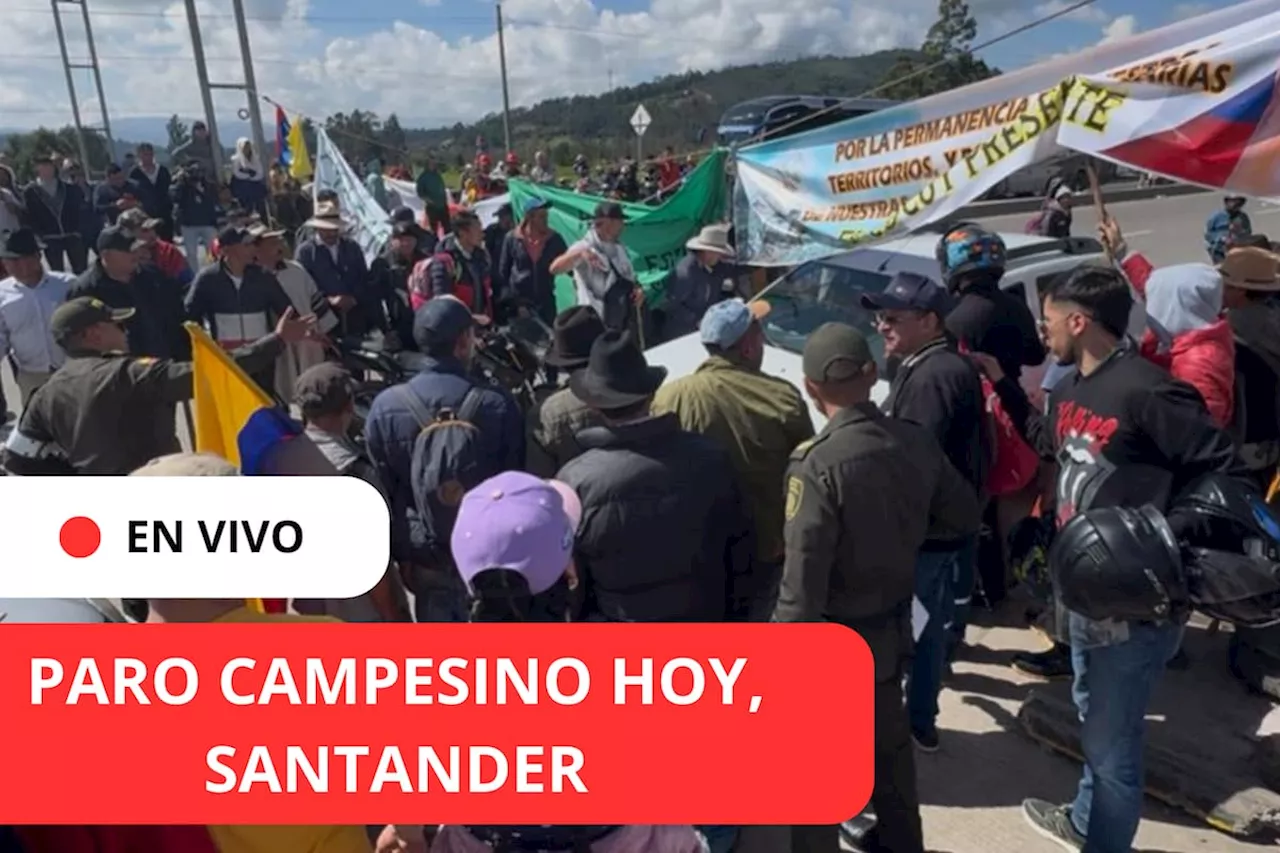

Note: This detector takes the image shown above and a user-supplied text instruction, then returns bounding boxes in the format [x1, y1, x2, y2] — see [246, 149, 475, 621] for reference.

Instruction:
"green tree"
[166, 114, 190, 153]
[3, 126, 112, 180]
[381, 113, 407, 163]
[879, 0, 997, 100]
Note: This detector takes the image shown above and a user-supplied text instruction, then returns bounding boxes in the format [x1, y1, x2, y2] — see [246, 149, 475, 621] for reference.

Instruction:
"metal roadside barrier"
[956, 180, 1208, 219]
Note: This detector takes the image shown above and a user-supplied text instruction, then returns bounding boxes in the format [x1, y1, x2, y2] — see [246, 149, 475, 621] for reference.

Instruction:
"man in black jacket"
[170, 160, 221, 266]
[369, 221, 427, 350]
[22, 154, 87, 273]
[970, 265, 1240, 853]
[863, 270, 987, 752]
[556, 329, 755, 622]
[127, 143, 173, 241]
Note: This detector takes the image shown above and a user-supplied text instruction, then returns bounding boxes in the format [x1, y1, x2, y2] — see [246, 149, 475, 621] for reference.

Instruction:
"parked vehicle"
[717, 95, 898, 147]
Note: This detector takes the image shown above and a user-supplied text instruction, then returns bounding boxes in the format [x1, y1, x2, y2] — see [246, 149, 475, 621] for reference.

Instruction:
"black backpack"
[397, 385, 491, 562]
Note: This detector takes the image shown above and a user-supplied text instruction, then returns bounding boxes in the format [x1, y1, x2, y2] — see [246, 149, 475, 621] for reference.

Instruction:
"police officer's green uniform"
[774, 323, 980, 853]
[5, 297, 286, 476]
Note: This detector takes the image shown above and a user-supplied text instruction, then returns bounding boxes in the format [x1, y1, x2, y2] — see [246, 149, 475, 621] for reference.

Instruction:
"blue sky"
[0, 0, 1226, 135]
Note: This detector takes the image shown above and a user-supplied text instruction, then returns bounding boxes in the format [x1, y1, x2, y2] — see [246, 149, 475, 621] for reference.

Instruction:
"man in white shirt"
[548, 201, 643, 333]
[0, 228, 74, 405]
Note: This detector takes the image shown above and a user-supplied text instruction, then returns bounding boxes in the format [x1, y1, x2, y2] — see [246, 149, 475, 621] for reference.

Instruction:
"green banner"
[507, 149, 727, 311]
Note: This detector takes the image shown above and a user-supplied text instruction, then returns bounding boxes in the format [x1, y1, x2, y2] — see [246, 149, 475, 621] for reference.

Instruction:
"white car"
[646, 231, 1116, 429]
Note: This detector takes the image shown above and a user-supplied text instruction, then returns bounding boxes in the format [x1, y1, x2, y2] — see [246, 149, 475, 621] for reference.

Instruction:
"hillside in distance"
[403, 50, 920, 164]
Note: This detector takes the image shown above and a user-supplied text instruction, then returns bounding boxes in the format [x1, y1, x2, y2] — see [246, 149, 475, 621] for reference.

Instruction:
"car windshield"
[755, 261, 892, 364]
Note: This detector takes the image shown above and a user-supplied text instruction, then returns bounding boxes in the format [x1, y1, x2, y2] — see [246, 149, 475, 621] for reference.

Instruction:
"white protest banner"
[312, 129, 392, 265]
[734, 0, 1280, 266]
[385, 178, 508, 229]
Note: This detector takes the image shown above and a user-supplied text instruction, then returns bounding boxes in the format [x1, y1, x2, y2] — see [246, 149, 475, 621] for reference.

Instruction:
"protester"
[0, 229, 74, 405]
[658, 146, 682, 192]
[364, 296, 525, 623]
[0, 163, 23, 241]
[127, 143, 173, 241]
[186, 225, 295, 394]
[171, 159, 221, 265]
[270, 170, 311, 246]
[557, 329, 754, 622]
[250, 224, 336, 397]
[121, 209, 192, 286]
[364, 157, 389, 211]
[421, 211, 494, 319]
[4, 299, 312, 476]
[528, 150, 556, 185]
[69, 225, 191, 360]
[775, 322, 980, 853]
[296, 200, 374, 338]
[389, 205, 436, 254]
[968, 264, 1240, 853]
[1219, 246, 1280, 490]
[63, 160, 102, 254]
[550, 202, 643, 333]
[660, 224, 740, 341]
[290, 363, 407, 623]
[172, 120, 217, 175]
[653, 298, 813, 621]
[1140, 263, 1235, 427]
[1029, 180, 1073, 238]
[91, 163, 136, 229]
[415, 156, 450, 234]
[1206, 195, 1252, 263]
[526, 306, 608, 477]
[861, 271, 987, 752]
[369, 221, 427, 350]
[229, 137, 268, 218]
[22, 153, 87, 274]
[497, 197, 567, 325]
[484, 203, 514, 275]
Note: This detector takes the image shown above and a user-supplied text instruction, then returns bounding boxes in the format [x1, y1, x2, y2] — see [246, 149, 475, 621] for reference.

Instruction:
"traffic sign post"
[630, 103, 651, 163]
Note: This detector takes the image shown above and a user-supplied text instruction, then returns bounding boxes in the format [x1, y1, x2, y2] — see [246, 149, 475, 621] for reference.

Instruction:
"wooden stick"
[1086, 162, 1114, 263]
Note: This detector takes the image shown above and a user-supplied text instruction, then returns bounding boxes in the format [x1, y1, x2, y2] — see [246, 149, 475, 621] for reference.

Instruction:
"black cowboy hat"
[0, 228, 43, 259]
[545, 306, 606, 369]
[569, 329, 667, 409]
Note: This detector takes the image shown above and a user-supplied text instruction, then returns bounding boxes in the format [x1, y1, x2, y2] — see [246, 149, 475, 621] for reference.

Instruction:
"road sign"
[630, 104, 651, 137]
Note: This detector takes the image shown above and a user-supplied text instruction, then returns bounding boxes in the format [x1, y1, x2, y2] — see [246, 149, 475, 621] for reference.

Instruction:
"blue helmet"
[936, 224, 1007, 287]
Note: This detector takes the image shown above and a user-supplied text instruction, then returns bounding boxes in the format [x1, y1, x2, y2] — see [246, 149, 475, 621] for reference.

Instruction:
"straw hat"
[685, 223, 733, 255]
[1219, 246, 1280, 292]
[305, 200, 344, 231]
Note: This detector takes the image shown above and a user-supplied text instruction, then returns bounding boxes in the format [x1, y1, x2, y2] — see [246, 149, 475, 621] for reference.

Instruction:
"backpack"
[396, 385, 491, 562]
[956, 342, 1039, 497]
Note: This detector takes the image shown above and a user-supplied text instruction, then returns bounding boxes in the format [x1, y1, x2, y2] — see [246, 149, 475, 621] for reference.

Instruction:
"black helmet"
[935, 222, 1006, 289]
[1172, 474, 1280, 628]
[1049, 505, 1187, 624]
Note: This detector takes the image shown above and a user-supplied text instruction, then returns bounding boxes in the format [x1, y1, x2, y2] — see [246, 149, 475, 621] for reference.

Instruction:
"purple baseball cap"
[450, 471, 581, 595]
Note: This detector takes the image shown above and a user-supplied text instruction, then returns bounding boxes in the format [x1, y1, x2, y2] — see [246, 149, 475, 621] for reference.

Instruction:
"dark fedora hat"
[545, 305, 606, 369]
[0, 228, 43, 260]
[569, 329, 667, 409]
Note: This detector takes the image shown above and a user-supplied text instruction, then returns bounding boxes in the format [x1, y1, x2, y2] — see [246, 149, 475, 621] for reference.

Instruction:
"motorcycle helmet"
[935, 223, 1006, 289]
[1171, 474, 1280, 628]
[1049, 505, 1188, 624]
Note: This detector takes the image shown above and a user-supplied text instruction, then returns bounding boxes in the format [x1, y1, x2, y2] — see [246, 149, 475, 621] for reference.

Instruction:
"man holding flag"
[3, 297, 316, 477]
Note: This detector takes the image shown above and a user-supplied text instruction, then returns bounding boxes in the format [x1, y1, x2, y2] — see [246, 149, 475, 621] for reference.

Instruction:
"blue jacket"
[1205, 208, 1252, 261]
[364, 357, 526, 564]
[295, 236, 375, 336]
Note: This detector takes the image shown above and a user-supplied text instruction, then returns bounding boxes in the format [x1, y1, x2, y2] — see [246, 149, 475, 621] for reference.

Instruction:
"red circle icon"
[60, 516, 101, 558]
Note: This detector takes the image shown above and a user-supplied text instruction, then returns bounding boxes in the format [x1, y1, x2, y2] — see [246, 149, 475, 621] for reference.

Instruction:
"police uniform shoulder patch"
[785, 475, 804, 521]
[790, 436, 820, 461]
[133, 357, 157, 366]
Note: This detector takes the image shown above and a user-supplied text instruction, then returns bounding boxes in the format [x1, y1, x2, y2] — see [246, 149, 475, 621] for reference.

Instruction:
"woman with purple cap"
[374, 472, 706, 853]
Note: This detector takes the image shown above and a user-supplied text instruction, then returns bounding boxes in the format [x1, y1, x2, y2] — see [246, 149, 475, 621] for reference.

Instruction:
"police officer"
[774, 322, 980, 853]
[4, 297, 315, 476]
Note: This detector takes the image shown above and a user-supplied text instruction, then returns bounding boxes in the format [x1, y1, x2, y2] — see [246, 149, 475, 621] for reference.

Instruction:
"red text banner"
[0, 623, 873, 825]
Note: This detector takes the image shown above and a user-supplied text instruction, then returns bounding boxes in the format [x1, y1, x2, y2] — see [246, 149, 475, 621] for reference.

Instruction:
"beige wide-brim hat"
[305, 200, 345, 231]
[1219, 246, 1280, 292]
[130, 452, 239, 477]
[686, 223, 733, 255]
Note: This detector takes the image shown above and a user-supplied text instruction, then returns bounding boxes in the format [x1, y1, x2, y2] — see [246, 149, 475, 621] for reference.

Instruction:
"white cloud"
[1099, 13, 1137, 45]
[0, 0, 1088, 137]
[1171, 3, 1212, 22]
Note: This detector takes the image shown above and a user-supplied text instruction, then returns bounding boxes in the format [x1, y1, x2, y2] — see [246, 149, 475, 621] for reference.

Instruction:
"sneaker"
[911, 726, 940, 753]
[1012, 645, 1073, 680]
[1022, 799, 1084, 850]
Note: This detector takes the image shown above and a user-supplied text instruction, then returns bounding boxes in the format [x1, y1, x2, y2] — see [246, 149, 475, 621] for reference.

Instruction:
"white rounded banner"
[0, 476, 390, 598]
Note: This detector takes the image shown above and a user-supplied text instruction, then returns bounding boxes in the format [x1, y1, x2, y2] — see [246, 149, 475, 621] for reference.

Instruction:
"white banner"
[735, 0, 1280, 266]
[385, 177, 509, 229]
[312, 129, 392, 265]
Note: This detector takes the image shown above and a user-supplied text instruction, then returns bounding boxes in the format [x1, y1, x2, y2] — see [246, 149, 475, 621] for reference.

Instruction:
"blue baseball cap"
[413, 295, 476, 350]
[700, 299, 768, 348]
[860, 271, 954, 316]
[522, 197, 551, 216]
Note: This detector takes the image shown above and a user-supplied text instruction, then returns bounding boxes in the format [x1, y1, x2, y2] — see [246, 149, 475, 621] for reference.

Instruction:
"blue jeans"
[1069, 622, 1183, 853]
[908, 548, 960, 736]
[945, 538, 976, 662]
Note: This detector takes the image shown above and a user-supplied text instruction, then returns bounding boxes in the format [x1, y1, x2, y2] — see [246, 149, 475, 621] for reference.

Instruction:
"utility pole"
[230, 0, 268, 181]
[495, 2, 513, 154]
[50, 0, 116, 170]
[182, 0, 224, 174]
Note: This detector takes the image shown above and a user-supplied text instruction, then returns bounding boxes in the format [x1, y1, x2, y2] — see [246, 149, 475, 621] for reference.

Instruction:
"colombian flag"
[186, 322, 297, 614]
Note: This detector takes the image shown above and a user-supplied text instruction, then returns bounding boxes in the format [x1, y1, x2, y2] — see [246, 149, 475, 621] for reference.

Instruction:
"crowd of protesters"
[2, 108, 1279, 853]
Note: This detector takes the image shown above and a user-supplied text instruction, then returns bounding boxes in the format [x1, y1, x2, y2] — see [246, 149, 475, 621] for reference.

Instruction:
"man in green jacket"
[415, 156, 450, 235]
[652, 298, 814, 620]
